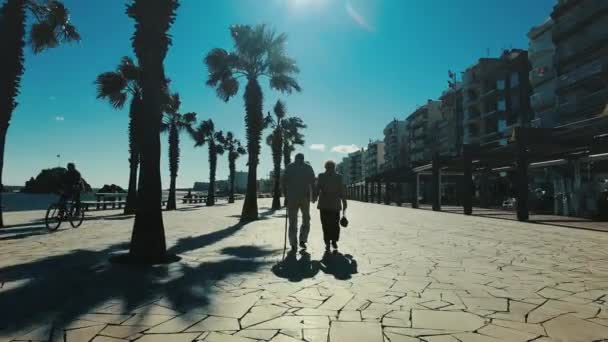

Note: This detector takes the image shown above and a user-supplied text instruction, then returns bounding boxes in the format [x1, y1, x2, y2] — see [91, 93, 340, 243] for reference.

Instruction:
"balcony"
[529, 67, 557, 87]
[482, 109, 501, 119]
[557, 58, 608, 90]
[556, 88, 608, 121]
[553, 0, 608, 41]
[555, 17, 608, 65]
[481, 87, 498, 99]
[531, 89, 556, 111]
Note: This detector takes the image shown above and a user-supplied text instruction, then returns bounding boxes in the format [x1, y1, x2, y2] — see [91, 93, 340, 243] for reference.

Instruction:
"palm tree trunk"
[124, 96, 141, 214]
[207, 143, 216, 206]
[283, 145, 292, 169]
[128, 0, 174, 263]
[124, 155, 138, 214]
[166, 124, 178, 210]
[0, 0, 26, 228]
[0, 127, 7, 228]
[271, 131, 282, 210]
[228, 156, 235, 203]
[241, 78, 263, 221]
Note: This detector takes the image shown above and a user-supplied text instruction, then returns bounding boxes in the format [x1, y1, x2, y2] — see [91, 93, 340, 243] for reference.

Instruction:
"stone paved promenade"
[2, 199, 608, 342]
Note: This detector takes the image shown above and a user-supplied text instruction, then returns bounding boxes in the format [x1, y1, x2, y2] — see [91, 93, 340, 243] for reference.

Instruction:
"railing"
[553, 0, 608, 40]
[557, 58, 607, 90]
[531, 89, 556, 111]
[529, 67, 556, 87]
[557, 88, 608, 120]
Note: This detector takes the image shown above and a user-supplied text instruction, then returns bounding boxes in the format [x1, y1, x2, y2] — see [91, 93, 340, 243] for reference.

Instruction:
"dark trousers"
[320, 210, 340, 244]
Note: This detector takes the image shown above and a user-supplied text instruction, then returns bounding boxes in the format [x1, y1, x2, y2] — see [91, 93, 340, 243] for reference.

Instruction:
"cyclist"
[59, 162, 83, 206]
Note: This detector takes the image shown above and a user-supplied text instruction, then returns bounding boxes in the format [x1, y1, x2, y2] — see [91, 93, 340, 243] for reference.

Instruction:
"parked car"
[502, 197, 516, 210]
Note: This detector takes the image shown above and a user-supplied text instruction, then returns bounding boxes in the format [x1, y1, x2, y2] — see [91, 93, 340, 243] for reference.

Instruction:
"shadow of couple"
[271, 250, 358, 282]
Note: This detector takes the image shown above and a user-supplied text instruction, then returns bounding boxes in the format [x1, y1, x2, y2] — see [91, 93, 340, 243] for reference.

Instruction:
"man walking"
[283, 153, 316, 251]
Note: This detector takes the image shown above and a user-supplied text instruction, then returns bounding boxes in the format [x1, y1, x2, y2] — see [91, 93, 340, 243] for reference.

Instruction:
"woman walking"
[313, 160, 347, 252]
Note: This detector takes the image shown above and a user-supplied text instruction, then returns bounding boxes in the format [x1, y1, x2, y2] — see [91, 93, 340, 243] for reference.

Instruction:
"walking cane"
[282, 207, 288, 262]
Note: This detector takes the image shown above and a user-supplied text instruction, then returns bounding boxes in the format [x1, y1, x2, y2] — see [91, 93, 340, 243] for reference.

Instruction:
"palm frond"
[216, 144, 225, 155]
[118, 56, 140, 81]
[269, 75, 301, 94]
[29, 0, 80, 53]
[181, 112, 197, 127]
[215, 77, 239, 102]
[95, 72, 128, 109]
[263, 112, 275, 130]
[226, 131, 234, 141]
[266, 132, 274, 147]
[30, 22, 58, 52]
[200, 119, 215, 136]
[273, 100, 286, 119]
[190, 125, 207, 147]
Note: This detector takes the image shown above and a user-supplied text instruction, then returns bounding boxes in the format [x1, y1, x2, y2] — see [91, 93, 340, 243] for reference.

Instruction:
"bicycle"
[45, 195, 85, 231]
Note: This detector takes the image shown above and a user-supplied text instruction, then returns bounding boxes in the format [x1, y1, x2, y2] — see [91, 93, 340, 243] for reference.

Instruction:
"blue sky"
[6, 0, 556, 188]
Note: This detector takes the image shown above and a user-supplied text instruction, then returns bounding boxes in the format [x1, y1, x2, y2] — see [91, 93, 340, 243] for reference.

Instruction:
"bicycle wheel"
[69, 203, 85, 228]
[45, 204, 62, 231]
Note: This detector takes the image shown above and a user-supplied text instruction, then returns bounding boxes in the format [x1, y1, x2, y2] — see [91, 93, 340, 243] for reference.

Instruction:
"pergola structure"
[346, 116, 608, 221]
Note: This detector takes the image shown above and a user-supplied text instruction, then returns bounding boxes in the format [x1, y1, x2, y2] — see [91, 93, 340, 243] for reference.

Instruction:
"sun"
[284, 0, 328, 10]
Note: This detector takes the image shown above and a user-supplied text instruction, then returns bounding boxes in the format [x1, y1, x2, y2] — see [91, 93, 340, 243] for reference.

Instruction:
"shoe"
[290, 244, 297, 252]
[325, 242, 330, 252]
[332, 241, 338, 250]
[299, 241, 307, 250]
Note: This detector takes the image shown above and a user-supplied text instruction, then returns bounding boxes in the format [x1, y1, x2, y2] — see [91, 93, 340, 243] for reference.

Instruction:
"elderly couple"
[282, 153, 347, 253]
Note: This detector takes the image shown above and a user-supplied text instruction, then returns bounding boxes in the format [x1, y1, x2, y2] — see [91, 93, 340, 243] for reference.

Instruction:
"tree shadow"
[0, 221, 273, 338]
[221, 245, 279, 258]
[271, 250, 319, 282]
[1, 219, 47, 231]
[315, 251, 358, 280]
[0, 230, 47, 241]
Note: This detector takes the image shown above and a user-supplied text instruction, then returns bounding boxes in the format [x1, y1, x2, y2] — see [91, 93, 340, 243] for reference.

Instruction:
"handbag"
[340, 208, 349, 228]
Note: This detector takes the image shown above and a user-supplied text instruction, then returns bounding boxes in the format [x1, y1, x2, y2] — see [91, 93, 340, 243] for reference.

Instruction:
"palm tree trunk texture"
[228, 157, 236, 203]
[207, 143, 217, 206]
[0, 128, 7, 228]
[241, 79, 263, 221]
[166, 124, 178, 210]
[125, 155, 138, 214]
[0, 0, 26, 228]
[124, 96, 141, 214]
[283, 147, 291, 170]
[128, 0, 172, 262]
[271, 133, 282, 210]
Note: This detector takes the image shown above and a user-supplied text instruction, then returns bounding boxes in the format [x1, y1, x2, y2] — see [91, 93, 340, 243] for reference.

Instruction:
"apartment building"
[462, 49, 533, 147]
[383, 119, 408, 170]
[406, 100, 442, 164]
[551, 0, 608, 125]
[528, 19, 558, 127]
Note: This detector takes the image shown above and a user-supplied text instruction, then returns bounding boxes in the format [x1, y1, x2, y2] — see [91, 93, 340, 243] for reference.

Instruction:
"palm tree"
[95, 56, 142, 215]
[191, 119, 225, 206]
[264, 100, 286, 210]
[282, 117, 307, 169]
[126, 0, 179, 262]
[0, 0, 79, 227]
[161, 93, 196, 210]
[221, 132, 246, 203]
[204, 24, 301, 221]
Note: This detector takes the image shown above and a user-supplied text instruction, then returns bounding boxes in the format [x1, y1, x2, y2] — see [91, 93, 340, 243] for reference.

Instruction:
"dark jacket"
[314, 171, 346, 211]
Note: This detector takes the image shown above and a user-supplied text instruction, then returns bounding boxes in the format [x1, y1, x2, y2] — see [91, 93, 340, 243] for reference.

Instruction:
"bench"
[182, 194, 206, 204]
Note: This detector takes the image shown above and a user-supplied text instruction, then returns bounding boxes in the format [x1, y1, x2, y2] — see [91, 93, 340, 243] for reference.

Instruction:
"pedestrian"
[313, 160, 347, 252]
[282, 153, 316, 252]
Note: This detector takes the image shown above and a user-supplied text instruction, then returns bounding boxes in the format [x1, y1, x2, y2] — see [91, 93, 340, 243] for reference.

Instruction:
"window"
[497, 99, 506, 111]
[497, 79, 506, 90]
[510, 72, 519, 88]
[498, 119, 507, 132]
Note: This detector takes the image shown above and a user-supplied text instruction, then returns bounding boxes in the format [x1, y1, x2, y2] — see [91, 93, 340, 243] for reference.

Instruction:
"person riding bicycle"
[59, 162, 83, 205]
